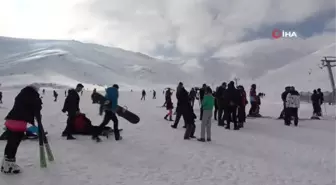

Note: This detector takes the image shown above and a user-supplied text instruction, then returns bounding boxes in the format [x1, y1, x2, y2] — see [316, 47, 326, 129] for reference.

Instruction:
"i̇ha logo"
[272, 29, 298, 39]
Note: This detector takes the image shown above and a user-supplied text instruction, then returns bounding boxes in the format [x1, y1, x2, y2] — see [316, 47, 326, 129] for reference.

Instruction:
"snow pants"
[4, 130, 24, 159]
[200, 110, 212, 139]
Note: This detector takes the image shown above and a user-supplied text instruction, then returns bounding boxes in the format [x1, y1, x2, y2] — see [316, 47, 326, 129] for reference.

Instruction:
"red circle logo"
[272, 29, 282, 39]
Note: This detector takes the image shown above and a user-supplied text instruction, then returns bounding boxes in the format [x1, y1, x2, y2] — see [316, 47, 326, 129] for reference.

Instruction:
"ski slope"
[0, 88, 334, 185]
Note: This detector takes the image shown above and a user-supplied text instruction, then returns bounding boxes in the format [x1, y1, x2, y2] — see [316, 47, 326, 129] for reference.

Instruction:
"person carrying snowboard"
[61, 83, 84, 140]
[53, 90, 58, 102]
[198, 86, 214, 142]
[92, 84, 122, 142]
[1, 83, 42, 174]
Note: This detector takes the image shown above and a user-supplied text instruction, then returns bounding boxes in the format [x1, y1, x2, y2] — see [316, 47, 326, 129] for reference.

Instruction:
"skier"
[224, 81, 240, 130]
[189, 88, 196, 107]
[198, 86, 214, 142]
[141, 90, 146, 100]
[153, 90, 156, 99]
[311, 90, 320, 118]
[317, 88, 324, 116]
[53, 90, 58, 102]
[237, 85, 248, 128]
[92, 84, 122, 142]
[1, 83, 42, 174]
[61, 83, 84, 140]
[248, 84, 258, 117]
[172, 82, 186, 128]
[199, 84, 207, 120]
[164, 89, 173, 121]
[284, 86, 300, 126]
[278, 86, 291, 119]
[216, 82, 227, 126]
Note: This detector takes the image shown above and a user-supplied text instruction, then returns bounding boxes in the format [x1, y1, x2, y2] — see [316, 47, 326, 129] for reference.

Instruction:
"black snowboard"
[91, 92, 140, 124]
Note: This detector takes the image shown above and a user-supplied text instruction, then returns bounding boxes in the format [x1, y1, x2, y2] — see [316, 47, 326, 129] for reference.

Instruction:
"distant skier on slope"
[1, 84, 42, 174]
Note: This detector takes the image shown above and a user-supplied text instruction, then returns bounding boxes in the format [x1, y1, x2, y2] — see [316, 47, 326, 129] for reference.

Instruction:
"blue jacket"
[105, 87, 118, 111]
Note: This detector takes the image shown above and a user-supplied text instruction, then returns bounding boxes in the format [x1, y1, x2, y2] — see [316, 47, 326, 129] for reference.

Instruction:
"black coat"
[62, 89, 80, 114]
[311, 93, 319, 104]
[5, 86, 42, 125]
[166, 96, 173, 110]
[177, 88, 190, 108]
[223, 85, 240, 107]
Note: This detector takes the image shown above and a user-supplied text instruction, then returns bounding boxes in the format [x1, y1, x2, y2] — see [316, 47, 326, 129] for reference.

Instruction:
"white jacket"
[286, 93, 300, 108]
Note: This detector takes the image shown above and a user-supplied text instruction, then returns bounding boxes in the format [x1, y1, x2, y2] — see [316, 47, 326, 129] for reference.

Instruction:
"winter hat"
[29, 83, 41, 92]
[113, 84, 119, 89]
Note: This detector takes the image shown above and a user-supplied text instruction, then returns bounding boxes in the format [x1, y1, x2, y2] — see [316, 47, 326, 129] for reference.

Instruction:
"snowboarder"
[61, 83, 84, 140]
[1, 83, 42, 174]
[216, 82, 227, 126]
[141, 90, 146, 100]
[172, 82, 186, 128]
[164, 89, 173, 121]
[278, 86, 291, 119]
[92, 84, 122, 142]
[224, 81, 240, 130]
[284, 86, 300, 126]
[237, 85, 248, 128]
[53, 90, 58, 102]
[198, 87, 214, 142]
[153, 90, 156, 99]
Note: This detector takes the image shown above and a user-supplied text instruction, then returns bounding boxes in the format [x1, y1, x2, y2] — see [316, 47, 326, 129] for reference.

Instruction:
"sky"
[0, 0, 335, 79]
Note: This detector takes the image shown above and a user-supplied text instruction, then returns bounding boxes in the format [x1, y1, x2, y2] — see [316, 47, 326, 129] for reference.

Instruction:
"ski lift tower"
[321, 56, 336, 104]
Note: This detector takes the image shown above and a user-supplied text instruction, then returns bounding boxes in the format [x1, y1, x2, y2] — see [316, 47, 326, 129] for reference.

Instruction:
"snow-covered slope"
[0, 37, 203, 90]
[0, 89, 334, 185]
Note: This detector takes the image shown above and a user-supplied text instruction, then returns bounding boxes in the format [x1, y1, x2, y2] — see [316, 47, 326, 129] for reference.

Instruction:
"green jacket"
[202, 94, 214, 110]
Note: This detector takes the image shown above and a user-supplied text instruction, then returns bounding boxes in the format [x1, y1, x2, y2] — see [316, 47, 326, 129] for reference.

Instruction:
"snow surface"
[0, 89, 335, 185]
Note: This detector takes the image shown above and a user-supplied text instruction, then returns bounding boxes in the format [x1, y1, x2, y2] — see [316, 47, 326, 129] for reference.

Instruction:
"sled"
[91, 92, 140, 124]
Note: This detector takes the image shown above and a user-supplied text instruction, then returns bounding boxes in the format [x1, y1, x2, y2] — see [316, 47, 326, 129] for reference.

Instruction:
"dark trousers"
[63, 113, 76, 136]
[93, 110, 120, 140]
[173, 107, 186, 127]
[284, 108, 298, 126]
[279, 102, 285, 118]
[249, 102, 257, 115]
[190, 99, 195, 107]
[217, 107, 226, 126]
[199, 107, 203, 120]
[4, 130, 24, 159]
[226, 106, 238, 128]
[184, 119, 195, 139]
[141, 95, 145, 100]
[237, 106, 246, 123]
[214, 106, 218, 120]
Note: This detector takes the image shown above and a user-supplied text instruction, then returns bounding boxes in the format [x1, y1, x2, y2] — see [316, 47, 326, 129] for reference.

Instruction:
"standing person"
[317, 88, 324, 116]
[92, 84, 122, 142]
[164, 89, 174, 121]
[153, 90, 156, 99]
[141, 90, 146, 100]
[248, 84, 258, 117]
[171, 84, 189, 129]
[61, 83, 84, 140]
[53, 90, 58, 102]
[278, 86, 291, 119]
[224, 81, 240, 130]
[216, 82, 227, 126]
[42, 89, 45, 95]
[285, 86, 300, 126]
[199, 84, 207, 120]
[1, 84, 42, 174]
[237, 85, 248, 128]
[311, 90, 320, 117]
[183, 104, 197, 140]
[64, 90, 67, 97]
[172, 82, 186, 128]
[0, 91, 3, 104]
[213, 87, 218, 120]
[189, 88, 196, 108]
[198, 87, 214, 142]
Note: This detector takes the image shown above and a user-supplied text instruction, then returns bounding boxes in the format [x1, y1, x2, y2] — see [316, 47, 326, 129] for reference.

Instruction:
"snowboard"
[92, 92, 140, 124]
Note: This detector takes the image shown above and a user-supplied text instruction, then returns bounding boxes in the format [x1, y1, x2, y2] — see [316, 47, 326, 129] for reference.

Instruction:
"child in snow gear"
[53, 90, 58, 102]
[141, 90, 146, 100]
[62, 83, 84, 140]
[92, 84, 122, 142]
[164, 89, 174, 121]
[1, 84, 42, 174]
[285, 86, 300, 126]
[198, 87, 214, 142]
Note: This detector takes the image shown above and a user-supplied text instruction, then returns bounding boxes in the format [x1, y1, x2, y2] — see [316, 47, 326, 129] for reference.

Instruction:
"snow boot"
[92, 136, 102, 142]
[197, 138, 205, 142]
[1, 157, 21, 174]
[171, 125, 177, 129]
[67, 135, 76, 140]
[207, 138, 211, 142]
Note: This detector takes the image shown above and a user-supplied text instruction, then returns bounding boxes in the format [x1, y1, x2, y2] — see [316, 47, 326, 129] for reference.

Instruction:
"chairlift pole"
[321, 56, 336, 104]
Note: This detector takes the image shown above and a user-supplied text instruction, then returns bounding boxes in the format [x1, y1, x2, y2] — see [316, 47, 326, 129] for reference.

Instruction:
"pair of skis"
[37, 122, 54, 168]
